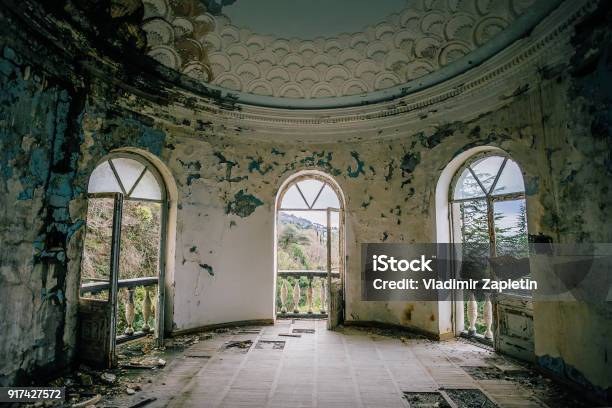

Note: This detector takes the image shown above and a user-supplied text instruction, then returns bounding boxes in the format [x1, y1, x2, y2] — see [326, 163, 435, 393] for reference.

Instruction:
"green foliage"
[82, 199, 162, 281]
[276, 216, 338, 271]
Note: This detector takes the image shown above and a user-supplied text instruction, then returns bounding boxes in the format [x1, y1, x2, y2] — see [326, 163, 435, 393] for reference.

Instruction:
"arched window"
[451, 154, 528, 260]
[450, 153, 529, 340]
[275, 173, 345, 325]
[78, 153, 168, 367]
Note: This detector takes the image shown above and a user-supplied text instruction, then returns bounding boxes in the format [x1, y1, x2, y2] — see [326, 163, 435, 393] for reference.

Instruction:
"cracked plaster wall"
[0, 0, 610, 401]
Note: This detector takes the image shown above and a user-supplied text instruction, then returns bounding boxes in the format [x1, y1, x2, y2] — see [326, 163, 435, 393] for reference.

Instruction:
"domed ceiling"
[141, 0, 555, 106]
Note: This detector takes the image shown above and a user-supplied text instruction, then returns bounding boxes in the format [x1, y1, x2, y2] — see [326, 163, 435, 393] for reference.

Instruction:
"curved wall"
[0, 0, 610, 401]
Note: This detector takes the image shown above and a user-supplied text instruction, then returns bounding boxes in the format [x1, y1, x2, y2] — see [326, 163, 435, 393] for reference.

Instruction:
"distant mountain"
[278, 212, 337, 232]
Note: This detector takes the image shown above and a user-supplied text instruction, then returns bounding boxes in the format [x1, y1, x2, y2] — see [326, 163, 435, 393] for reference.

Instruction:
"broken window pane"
[492, 199, 530, 296]
[118, 201, 162, 279]
[454, 199, 491, 275]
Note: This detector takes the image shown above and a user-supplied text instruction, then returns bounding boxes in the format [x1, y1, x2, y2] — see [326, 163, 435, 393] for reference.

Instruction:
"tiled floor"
[110, 320, 557, 407]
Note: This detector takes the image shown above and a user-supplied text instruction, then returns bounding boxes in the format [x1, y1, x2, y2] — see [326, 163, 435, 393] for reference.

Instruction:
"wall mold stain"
[225, 189, 263, 218]
[399, 152, 420, 187]
[198, 263, 214, 276]
[347, 151, 365, 178]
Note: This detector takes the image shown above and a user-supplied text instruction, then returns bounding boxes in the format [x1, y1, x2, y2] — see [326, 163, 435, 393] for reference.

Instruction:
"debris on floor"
[461, 358, 592, 407]
[19, 330, 226, 407]
[18, 323, 597, 408]
[339, 324, 432, 341]
[71, 393, 101, 408]
[403, 391, 452, 408]
[120, 357, 166, 369]
[223, 339, 253, 352]
[444, 388, 497, 408]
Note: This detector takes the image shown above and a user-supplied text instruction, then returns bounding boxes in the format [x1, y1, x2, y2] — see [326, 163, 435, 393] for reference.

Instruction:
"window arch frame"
[277, 172, 344, 212]
[87, 152, 167, 203]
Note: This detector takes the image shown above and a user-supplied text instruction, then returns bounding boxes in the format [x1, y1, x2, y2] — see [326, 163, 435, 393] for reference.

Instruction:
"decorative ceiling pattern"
[142, 0, 536, 99]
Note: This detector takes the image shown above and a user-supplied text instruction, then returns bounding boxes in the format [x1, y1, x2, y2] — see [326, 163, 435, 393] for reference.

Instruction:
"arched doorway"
[275, 172, 345, 328]
[77, 152, 169, 367]
[448, 151, 533, 361]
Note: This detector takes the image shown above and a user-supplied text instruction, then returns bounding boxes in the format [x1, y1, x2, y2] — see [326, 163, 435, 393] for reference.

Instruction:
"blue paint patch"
[139, 127, 166, 157]
[30, 148, 50, 183]
[18, 187, 34, 200]
[86, 115, 167, 161]
[525, 176, 540, 195]
[226, 189, 263, 217]
[52, 208, 70, 222]
[248, 156, 273, 175]
[186, 173, 201, 185]
[199, 263, 214, 276]
[47, 173, 74, 207]
[66, 220, 85, 240]
[347, 151, 365, 178]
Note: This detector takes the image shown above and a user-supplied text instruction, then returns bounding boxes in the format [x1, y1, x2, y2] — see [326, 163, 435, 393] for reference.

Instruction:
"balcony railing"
[80, 277, 158, 343]
[276, 270, 339, 318]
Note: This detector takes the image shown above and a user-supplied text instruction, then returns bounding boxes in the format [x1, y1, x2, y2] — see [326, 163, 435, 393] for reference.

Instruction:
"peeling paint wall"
[0, 45, 85, 385]
[529, 1, 612, 399]
[163, 136, 445, 333]
[157, 110, 530, 337]
[0, 0, 611, 401]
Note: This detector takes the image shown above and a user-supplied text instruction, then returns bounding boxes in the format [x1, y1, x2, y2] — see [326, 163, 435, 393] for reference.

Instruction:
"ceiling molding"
[141, 0, 566, 108]
[126, 0, 594, 142]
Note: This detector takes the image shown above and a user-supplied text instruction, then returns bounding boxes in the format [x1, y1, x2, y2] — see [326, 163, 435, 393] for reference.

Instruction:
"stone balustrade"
[80, 277, 158, 342]
[277, 271, 338, 318]
[466, 291, 494, 340]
